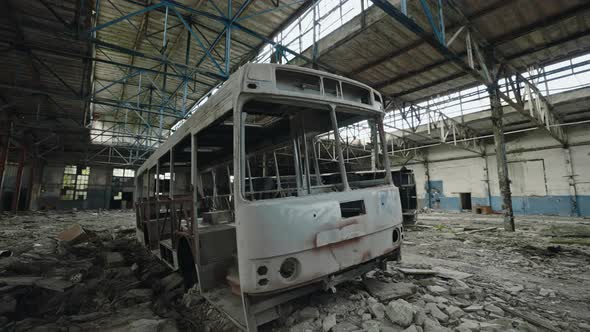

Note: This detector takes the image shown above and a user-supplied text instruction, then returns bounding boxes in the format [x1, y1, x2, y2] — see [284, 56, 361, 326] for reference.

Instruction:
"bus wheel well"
[177, 237, 198, 289]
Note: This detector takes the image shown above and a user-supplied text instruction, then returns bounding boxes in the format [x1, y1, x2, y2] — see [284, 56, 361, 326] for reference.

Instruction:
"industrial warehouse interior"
[1, 0, 590, 331]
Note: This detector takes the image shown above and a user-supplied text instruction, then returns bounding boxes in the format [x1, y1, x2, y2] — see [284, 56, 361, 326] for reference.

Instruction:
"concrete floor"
[1, 210, 589, 331]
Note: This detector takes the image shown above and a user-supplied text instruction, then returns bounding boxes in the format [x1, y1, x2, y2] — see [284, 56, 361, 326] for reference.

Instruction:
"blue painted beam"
[170, 5, 227, 77]
[89, 2, 164, 33]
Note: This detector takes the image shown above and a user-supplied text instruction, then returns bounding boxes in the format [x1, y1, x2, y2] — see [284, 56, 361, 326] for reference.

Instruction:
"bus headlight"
[279, 257, 300, 281]
[392, 228, 401, 243]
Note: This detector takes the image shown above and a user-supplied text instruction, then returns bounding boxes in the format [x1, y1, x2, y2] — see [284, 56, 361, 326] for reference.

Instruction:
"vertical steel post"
[311, 138, 322, 186]
[26, 153, 36, 210]
[163, 5, 169, 49]
[191, 133, 199, 233]
[225, 0, 232, 76]
[292, 138, 303, 195]
[483, 155, 492, 207]
[155, 160, 160, 224]
[424, 158, 432, 209]
[563, 147, 579, 216]
[489, 82, 515, 231]
[302, 133, 312, 194]
[11, 146, 25, 213]
[377, 116, 392, 185]
[273, 151, 282, 193]
[329, 106, 349, 191]
[0, 137, 8, 211]
[169, 146, 175, 199]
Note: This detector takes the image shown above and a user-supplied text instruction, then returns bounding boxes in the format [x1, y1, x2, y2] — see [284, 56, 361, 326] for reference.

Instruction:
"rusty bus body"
[134, 63, 403, 331]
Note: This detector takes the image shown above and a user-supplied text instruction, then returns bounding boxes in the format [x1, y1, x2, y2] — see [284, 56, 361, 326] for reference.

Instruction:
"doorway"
[460, 193, 472, 211]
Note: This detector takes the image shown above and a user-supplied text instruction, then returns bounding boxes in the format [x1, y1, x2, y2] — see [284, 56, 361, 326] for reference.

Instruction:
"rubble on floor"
[0, 210, 236, 332]
[273, 214, 590, 332]
[2, 210, 590, 331]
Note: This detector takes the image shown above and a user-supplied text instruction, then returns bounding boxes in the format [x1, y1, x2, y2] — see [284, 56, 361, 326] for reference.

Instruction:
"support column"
[26, 155, 37, 210]
[563, 147, 579, 216]
[483, 155, 492, 207]
[489, 84, 515, 231]
[11, 146, 25, 213]
[169, 147, 175, 199]
[424, 158, 431, 209]
[0, 137, 8, 212]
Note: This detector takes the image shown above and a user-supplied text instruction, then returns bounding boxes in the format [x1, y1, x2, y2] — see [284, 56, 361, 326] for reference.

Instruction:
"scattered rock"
[505, 284, 524, 294]
[444, 305, 464, 319]
[456, 319, 479, 331]
[413, 307, 426, 326]
[385, 299, 414, 327]
[56, 224, 87, 244]
[425, 302, 448, 323]
[426, 285, 448, 295]
[364, 279, 417, 301]
[299, 306, 320, 320]
[539, 288, 556, 297]
[116, 318, 178, 332]
[0, 296, 16, 314]
[104, 252, 125, 268]
[463, 304, 483, 312]
[35, 278, 74, 292]
[432, 267, 472, 280]
[369, 302, 386, 320]
[123, 288, 152, 303]
[322, 314, 337, 332]
[401, 324, 419, 332]
[483, 304, 504, 316]
[449, 280, 472, 295]
[160, 273, 183, 292]
[332, 322, 358, 332]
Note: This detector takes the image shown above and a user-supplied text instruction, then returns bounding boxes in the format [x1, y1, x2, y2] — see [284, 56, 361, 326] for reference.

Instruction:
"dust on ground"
[1, 210, 589, 331]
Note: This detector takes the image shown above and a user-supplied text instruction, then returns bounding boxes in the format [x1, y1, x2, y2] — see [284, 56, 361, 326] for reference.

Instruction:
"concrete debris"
[385, 299, 414, 327]
[539, 288, 556, 297]
[483, 303, 504, 316]
[368, 301, 386, 320]
[401, 324, 419, 332]
[444, 305, 464, 319]
[331, 322, 358, 332]
[105, 251, 126, 267]
[2, 210, 590, 332]
[397, 267, 437, 276]
[116, 318, 178, 332]
[34, 277, 74, 292]
[432, 267, 473, 280]
[426, 285, 448, 295]
[425, 302, 449, 322]
[56, 224, 87, 244]
[463, 304, 483, 312]
[322, 314, 337, 332]
[299, 306, 320, 320]
[364, 279, 416, 301]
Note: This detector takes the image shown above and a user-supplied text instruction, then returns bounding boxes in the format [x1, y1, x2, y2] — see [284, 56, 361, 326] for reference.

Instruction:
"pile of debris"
[279, 262, 586, 332]
[0, 221, 192, 331]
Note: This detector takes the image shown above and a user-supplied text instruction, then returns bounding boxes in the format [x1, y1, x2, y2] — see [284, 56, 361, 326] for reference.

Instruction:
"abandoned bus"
[134, 63, 404, 331]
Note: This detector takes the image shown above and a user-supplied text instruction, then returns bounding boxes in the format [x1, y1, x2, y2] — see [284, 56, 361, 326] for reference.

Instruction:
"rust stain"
[361, 250, 372, 262]
[314, 234, 362, 249]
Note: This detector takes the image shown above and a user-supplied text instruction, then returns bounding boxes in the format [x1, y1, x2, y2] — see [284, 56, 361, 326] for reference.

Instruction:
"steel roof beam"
[371, 0, 568, 145]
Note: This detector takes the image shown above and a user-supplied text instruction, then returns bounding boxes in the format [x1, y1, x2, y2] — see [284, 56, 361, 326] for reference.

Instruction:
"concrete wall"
[399, 124, 590, 216]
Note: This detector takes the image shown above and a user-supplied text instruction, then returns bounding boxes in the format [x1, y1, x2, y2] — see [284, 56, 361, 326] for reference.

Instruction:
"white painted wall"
[398, 123, 590, 215]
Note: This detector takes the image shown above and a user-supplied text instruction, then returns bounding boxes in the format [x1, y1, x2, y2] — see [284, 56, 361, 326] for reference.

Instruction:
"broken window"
[113, 168, 135, 178]
[61, 166, 90, 200]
